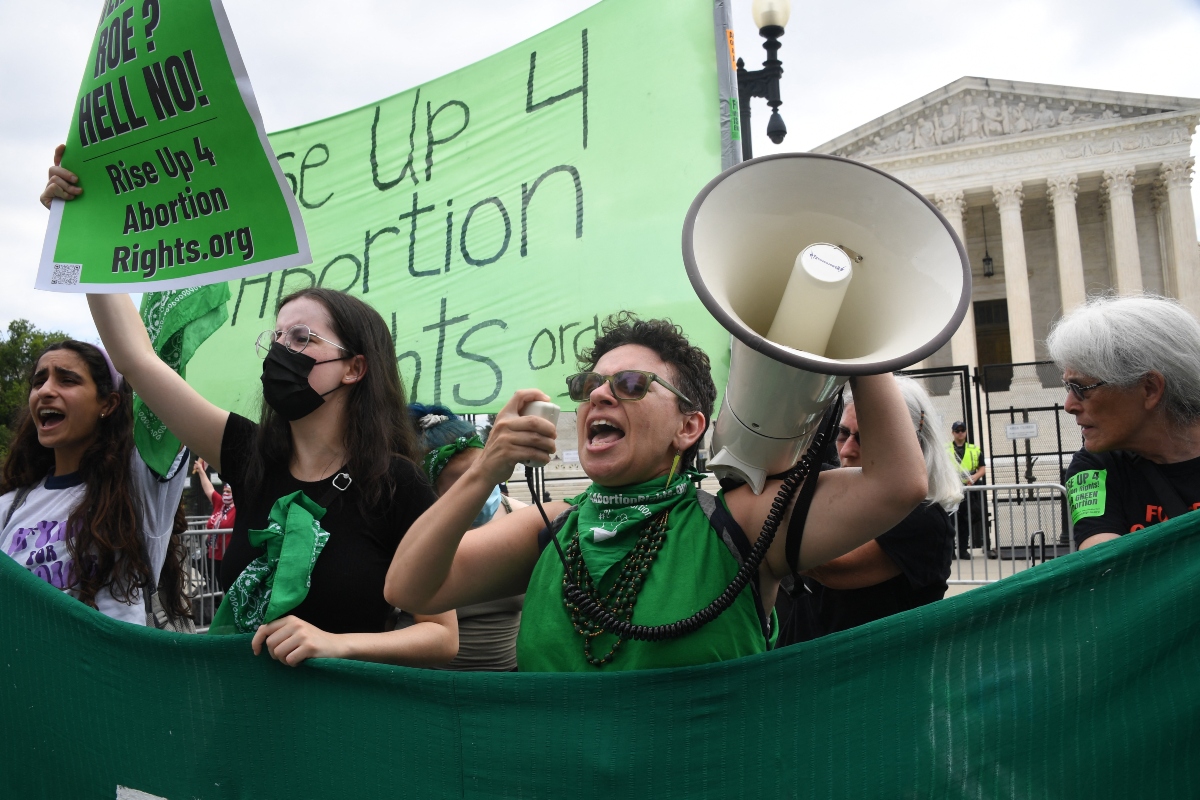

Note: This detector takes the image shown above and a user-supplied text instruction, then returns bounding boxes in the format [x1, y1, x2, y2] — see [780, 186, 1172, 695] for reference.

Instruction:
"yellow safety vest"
[948, 441, 982, 478]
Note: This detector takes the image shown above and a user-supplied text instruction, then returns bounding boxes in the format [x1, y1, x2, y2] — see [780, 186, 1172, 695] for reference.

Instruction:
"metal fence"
[950, 482, 1073, 585]
[980, 361, 1080, 486]
[898, 364, 977, 445]
[180, 522, 229, 633]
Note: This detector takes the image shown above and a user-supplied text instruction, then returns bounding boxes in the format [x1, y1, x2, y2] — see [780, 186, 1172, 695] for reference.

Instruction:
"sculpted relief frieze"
[835, 91, 1167, 159]
[876, 126, 1192, 184]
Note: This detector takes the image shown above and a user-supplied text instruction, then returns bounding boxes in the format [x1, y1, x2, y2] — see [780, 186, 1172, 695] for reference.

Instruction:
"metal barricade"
[950, 483, 1073, 585]
[178, 528, 230, 633]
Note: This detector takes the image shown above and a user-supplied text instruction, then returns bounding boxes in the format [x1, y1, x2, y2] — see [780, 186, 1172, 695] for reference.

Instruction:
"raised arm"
[193, 457, 217, 502]
[385, 389, 563, 614]
[727, 373, 927, 576]
[41, 146, 229, 468]
[87, 293, 229, 468]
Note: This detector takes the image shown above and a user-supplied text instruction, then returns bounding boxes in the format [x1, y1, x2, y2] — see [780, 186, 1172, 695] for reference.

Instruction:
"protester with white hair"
[776, 376, 963, 644]
[1048, 295, 1200, 550]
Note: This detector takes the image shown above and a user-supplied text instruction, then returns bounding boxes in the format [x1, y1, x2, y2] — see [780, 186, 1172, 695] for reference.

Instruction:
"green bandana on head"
[208, 491, 331, 635]
[565, 471, 699, 587]
[423, 434, 485, 485]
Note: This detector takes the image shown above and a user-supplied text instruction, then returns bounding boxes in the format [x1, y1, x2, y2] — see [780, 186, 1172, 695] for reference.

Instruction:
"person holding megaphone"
[386, 312, 927, 672]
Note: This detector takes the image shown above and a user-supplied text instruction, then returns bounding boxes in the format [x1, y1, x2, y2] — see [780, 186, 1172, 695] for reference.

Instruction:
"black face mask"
[260, 342, 348, 421]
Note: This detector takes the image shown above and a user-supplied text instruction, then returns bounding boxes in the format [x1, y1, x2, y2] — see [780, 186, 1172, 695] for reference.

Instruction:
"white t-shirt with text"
[0, 448, 188, 625]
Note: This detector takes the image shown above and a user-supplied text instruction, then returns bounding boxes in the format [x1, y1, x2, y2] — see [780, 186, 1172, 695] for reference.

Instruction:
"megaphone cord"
[527, 422, 833, 644]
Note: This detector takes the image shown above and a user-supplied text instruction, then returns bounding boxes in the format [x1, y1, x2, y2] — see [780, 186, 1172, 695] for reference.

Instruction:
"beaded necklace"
[561, 509, 669, 666]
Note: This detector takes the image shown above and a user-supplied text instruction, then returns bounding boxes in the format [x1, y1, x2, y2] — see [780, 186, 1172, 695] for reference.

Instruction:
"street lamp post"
[736, 0, 791, 161]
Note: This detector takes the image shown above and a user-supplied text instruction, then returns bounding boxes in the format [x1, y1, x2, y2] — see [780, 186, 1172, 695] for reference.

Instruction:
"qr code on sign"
[50, 263, 82, 286]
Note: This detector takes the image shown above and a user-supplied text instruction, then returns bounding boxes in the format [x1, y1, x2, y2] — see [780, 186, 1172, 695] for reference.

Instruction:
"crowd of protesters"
[5, 153, 1199, 673]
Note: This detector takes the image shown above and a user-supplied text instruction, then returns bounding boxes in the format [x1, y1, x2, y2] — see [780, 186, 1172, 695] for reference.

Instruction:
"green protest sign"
[37, 0, 309, 293]
[183, 0, 739, 416]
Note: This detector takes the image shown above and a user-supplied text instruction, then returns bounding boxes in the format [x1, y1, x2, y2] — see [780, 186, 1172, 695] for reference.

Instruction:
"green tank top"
[516, 484, 771, 672]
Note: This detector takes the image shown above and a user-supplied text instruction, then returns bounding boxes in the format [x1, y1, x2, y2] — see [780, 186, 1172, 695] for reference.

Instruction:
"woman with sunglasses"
[1048, 295, 1200, 551]
[386, 313, 926, 671]
[776, 377, 963, 645]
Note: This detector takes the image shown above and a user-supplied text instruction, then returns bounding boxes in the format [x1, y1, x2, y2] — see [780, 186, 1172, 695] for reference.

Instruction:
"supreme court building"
[812, 77, 1200, 373]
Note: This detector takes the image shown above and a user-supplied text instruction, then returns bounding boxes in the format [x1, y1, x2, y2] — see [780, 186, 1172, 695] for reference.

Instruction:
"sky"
[2, 0, 1199, 343]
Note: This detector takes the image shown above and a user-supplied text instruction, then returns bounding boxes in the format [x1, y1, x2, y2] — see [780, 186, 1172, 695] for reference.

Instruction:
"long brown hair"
[1, 340, 187, 619]
[243, 288, 424, 521]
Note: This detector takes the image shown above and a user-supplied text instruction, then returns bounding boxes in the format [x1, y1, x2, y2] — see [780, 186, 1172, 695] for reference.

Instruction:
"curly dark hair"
[243, 288, 424, 521]
[1, 340, 188, 621]
[577, 312, 716, 469]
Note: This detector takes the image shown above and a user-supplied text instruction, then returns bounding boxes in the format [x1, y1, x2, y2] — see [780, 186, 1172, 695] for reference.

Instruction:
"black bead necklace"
[561, 510, 669, 666]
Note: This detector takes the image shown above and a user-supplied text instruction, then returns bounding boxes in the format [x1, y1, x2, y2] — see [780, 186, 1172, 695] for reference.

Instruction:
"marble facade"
[812, 77, 1200, 371]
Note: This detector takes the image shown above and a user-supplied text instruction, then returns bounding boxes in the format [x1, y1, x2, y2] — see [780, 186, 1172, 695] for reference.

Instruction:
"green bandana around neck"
[423, 434, 485, 485]
[208, 491, 331, 635]
[565, 471, 698, 587]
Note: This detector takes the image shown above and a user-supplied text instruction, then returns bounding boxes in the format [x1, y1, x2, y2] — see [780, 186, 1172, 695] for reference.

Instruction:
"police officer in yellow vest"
[947, 421, 987, 558]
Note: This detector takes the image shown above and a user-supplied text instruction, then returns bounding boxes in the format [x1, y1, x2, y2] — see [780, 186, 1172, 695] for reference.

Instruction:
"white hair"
[1046, 294, 1200, 426]
[843, 377, 963, 513]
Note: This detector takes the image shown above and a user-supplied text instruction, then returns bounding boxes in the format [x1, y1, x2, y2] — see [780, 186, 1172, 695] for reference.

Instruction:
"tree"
[0, 320, 70, 461]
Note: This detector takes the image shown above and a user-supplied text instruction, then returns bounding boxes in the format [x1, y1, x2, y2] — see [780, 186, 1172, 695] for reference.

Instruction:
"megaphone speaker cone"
[682, 153, 970, 491]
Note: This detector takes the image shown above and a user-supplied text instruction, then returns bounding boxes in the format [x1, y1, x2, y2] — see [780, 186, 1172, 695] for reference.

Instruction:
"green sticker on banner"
[1067, 469, 1107, 524]
[36, 0, 309, 293]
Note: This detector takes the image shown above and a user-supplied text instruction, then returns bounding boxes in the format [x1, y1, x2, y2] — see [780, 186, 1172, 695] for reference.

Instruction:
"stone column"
[1152, 183, 1176, 295]
[1101, 166, 1143, 295]
[1046, 174, 1087, 313]
[993, 181, 1036, 363]
[1160, 159, 1200, 317]
[935, 190, 978, 371]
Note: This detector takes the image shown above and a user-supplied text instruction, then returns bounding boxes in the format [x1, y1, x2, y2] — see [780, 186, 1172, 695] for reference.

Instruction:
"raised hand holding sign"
[37, 0, 309, 293]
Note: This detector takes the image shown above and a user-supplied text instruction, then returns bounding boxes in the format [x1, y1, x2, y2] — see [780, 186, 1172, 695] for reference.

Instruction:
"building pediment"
[814, 77, 1200, 161]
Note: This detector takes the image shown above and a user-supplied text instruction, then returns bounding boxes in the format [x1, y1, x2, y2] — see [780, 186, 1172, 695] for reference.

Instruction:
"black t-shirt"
[779, 501, 954, 645]
[1064, 448, 1200, 548]
[218, 413, 436, 634]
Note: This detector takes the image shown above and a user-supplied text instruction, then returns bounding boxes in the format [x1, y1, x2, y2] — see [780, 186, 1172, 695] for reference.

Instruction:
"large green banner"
[2, 505, 1197, 798]
[183, 0, 734, 415]
[37, 0, 308, 292]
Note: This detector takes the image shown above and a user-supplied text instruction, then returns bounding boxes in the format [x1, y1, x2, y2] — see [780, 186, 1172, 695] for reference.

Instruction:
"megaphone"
[683, 153, 970, 493]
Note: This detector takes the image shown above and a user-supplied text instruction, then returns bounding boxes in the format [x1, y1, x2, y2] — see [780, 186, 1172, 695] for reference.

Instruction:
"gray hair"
[896, 376, 964, 513]
[844, 377, 964, 512]
[1046, 295, 1200, 426]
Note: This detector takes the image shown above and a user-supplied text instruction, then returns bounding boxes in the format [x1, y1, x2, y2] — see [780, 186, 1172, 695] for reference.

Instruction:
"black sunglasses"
[1063, 379, 1106, 401]
[836, 426, 860, 446]
[565, 370, 693, 407]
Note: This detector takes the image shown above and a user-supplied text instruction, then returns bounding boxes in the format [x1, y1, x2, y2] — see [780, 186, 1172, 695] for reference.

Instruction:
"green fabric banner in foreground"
[183, 0, 735, 416]
[37, 0, 309, 292]
[3, 514, 1197, 798]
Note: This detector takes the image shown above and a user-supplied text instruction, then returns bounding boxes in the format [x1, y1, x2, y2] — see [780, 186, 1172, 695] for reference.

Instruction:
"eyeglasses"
[565, 370, 693, 407]
[835, 426, 860, 446]
[255, 324, 352, 359]
[1063, 379, 1106, 401]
